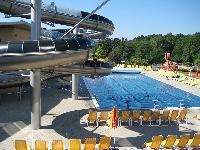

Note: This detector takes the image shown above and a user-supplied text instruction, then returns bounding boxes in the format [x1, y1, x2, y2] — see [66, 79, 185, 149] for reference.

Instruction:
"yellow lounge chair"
[87, 111, 98, 126]
[193, 115, 200, 119]
[174, 134, 190, 149]
[35, 140, 48, 150]
[131, 110, 141, 126]
[98, 136, 111, 150]
[84, 138, 96, 150]
[140, 110, 152, 125]
[161, 110, 170, 124]
[52, 140, 64, 150]
[169, 110, 179, 124]
[150, 110, 160, 125]
[98, 111, 109, 126]
[15, 140, 30, 150]
[119, 110, 131, 126]
[161, 135, 177, 149]
[188, 133, 200, 148]
[177, 109, 188, 124]
[69, 139, 81, 150]
[142, 135, 163, 149]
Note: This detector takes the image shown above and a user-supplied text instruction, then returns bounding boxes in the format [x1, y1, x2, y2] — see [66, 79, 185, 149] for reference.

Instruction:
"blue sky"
[0, 0, 200, 39]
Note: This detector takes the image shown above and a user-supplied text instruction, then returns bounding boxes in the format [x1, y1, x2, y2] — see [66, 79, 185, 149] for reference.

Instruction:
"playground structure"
[161, 51, 178, 71]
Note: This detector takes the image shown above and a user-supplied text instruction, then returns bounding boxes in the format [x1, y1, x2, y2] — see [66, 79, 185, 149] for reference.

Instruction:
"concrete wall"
[0, 27, 30, 42]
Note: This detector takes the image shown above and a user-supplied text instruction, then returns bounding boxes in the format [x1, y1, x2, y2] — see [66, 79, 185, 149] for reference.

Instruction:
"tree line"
[95, 33, 200, 66]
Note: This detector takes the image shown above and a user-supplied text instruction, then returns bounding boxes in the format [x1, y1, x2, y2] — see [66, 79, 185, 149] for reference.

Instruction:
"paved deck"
[0, 74, 200, 150]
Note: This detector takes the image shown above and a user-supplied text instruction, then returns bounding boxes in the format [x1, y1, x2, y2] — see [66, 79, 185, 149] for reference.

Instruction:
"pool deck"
[0, 73, 200, 150]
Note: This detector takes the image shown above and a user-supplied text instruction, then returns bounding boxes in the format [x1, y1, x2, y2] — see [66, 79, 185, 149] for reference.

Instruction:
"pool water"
[83, 73, 200, 109]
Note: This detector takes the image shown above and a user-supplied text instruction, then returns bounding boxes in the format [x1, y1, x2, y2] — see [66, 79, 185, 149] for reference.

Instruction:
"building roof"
[0, 21, 30, 30]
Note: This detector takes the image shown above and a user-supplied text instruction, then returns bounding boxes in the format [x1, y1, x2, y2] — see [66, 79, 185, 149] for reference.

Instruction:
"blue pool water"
[83, 73, 200, 109]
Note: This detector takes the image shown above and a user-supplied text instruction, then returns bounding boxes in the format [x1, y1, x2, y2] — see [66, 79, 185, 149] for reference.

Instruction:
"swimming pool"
[83, 73, 200, 109]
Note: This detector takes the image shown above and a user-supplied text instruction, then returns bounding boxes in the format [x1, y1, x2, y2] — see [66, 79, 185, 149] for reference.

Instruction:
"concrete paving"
[0, 73, 200, 150]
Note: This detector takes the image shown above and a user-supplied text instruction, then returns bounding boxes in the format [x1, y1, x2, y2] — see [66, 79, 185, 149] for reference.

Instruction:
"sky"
[0, 0, 200, 39]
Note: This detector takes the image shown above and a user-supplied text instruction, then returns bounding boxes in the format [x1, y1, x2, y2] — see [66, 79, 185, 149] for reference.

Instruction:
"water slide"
[0, 0, 114, 89]
[0, 0, 114, 35]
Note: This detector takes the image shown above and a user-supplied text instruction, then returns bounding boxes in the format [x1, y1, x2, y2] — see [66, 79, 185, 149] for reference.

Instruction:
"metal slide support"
[72, 28, 80, 100]
[61, 0, 111, 38]
[30, 70, 41, 129]
[72, 74, 79, 100]
[30, 0, 41, 130]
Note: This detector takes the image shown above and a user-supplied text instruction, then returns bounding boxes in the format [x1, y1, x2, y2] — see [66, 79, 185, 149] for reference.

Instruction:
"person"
[195, 68, 199, 77]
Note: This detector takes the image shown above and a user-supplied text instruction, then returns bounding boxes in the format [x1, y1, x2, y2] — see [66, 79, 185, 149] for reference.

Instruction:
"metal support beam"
[61, 0, 111, 38]
[72, 74, 79, 100]
[30, 70, 41, 129]
[30, 0, 41, 130]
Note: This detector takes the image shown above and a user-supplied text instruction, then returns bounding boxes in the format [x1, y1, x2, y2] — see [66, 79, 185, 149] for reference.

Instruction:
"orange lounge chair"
[142, 135, 163, 149]
[15, 140, 30, 150]
[98, 136, 111, 150]
[150, 110, 160, 125]
[69, 139, 81, 150]
[188, 133, 200, 149]
[98, 111, 109, 126]
[174, 134, 190, 149]
[161, 135, 177, 149]
[161, 110, 170, 124]
[140, 110, 152, 125]
[87, 111, 98, 126]
[119, 110, 131, 126]
[35, 140, 48, 150]
[169, 110, 179, 124]
[177, 109, 188, 124]
[84, 138, 96, 150]
[131, 110, 141, 126]
[52, 140, 64, 150]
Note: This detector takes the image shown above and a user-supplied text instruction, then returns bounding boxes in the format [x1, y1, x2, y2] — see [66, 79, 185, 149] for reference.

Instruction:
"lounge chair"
[149, 110, 160, 125]
[169, 110, 179, 124]
[98, 111, 109, 126]
[98, 136, 111, 150]
[177, 109, 188, 124]
[52, 140, 64, 150]
[15, 140, 30, 150]
[187, 133, 200, 149]
[142, 135, 163, 149]
[161, 110, 170, 124]
[174, 134, 190, 149]
[84, 138, 96, 150]
[69, 139, 81, 150]
[35, 140, 48, 150]
[161, 135, 177, 149]
[119, 110, 131, 126]
[131, 110, 141, 126]
[87, 111, 98, 126]
[140, 110, 152, 125]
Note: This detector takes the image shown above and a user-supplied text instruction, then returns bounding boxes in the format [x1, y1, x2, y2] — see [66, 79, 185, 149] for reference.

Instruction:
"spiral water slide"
[0, 0, 114, 88]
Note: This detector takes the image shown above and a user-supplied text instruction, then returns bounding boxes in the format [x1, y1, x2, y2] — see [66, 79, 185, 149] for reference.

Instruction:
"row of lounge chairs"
[115, 65, 152, 71]
[142, 133, 200, 149]
[157, 70, 200, 89]
[15, 136, 111, 150]
[87, 109, 188, 126]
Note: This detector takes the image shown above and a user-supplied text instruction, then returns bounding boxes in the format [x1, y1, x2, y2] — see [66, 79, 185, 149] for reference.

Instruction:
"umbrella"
[109, 107, 118, 149]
